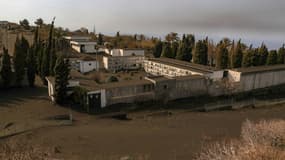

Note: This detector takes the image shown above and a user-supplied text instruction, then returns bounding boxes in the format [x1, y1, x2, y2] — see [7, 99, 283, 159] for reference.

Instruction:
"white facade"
[103, 56, 145, 71]
[70, 59, 99, 73]
[144, 59, 217, 78]
[109, 49, 145, 57]
[103, 49, 145, 71]
[70, 41, 97, 53]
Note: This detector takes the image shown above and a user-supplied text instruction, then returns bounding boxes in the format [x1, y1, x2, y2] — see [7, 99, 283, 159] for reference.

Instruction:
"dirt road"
[0, 87, 284, 160]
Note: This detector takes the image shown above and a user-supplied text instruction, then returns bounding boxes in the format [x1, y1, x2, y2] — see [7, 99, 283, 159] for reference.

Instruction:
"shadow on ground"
[0, 87, 48, 107]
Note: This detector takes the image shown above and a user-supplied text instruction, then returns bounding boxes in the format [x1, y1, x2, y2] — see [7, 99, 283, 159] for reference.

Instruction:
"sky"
[0, 0, 285, 49]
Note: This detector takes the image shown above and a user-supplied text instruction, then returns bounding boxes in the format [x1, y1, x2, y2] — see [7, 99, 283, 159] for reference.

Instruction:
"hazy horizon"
[0, 0, 284, 49]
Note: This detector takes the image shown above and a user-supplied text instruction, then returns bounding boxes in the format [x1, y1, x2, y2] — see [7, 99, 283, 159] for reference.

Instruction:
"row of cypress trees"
[153, 35, 285, 69]
[217, 40, 285, 69]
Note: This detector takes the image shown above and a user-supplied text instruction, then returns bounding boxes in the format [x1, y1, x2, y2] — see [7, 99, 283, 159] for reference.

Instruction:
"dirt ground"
[0, 87, 285, 160]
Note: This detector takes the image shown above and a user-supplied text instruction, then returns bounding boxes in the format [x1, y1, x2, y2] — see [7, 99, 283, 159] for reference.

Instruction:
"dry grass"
[197, 119, 285, 160]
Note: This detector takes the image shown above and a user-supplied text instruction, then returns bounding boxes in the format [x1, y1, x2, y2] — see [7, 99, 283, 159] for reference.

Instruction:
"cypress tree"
[277, 45, 285, 64]
[21, 36, 30, 58]
[14, 37, 26, 86]
[193, 40, 208, 65]
[37, 46, 44, 74]
[176, 42, 189, 61]
[54, 55, 70, 104]
[161, 42, 173, 58]
[258, 43, 268, 65]
[49, 39, 57, 76]
[153, 40, 163, 58]
[40, 47, 49, 85]
[267, 50, 278, 65]
[26, 48, 36, 87]
[231, 40, 243, 68]
[97, 33, 104, 45]
[40, 18, 55, 84]
[251, 48, 260, 66]
[1, 48, 12, 88]
[171, 41, 179, 58]
[176, 34, 194, 62]
[216, 42, 229, 69]
[242, 48, 253, 67]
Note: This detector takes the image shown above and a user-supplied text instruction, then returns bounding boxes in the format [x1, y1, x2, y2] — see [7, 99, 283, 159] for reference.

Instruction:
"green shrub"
[107, 76, 119, 83]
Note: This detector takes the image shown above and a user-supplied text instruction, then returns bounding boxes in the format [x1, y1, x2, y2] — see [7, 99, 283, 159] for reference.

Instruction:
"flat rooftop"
[233, 64, 285, 74]
[147, 57, 218, 74]
[70, 41, 97, 45]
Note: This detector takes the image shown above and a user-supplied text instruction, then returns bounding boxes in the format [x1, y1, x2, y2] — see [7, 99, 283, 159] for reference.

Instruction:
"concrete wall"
[228, 70, 241, 82]
[71, 44, 96, 53]
[104, 83, 155, 106]
[238, 70, 285, 92]
[122, 50, 145, 56]
[170, 77, 208, 100]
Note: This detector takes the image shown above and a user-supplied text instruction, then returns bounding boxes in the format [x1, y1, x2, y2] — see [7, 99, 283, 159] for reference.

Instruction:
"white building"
[70, 41, 97, 53]
[70, 56, 99, 73]
[103, 49, 145, 72]
[109, 49, 145, 57]
[144, 57, 223, 80]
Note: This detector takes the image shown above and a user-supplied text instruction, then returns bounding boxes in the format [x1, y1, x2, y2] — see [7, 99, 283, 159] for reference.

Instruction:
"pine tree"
[54, 55, 70, 104]
[258, 43, 268, 65]
[277, 45, 285, 64]
[1, 48, 12, 88]
[216, 42, 229, 69]
[26, 48, 36, 87]
[161, 42, 173, 58]
[267, 50, 278, 65]
[193, 40, 208, 65]
[97, 33, 104, 45]
[231, 40, 243, 68]
[14, 37, 26, 86]
[153, 40, 163, 58]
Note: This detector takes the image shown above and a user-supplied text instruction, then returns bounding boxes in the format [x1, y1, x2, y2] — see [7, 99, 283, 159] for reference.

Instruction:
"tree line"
[153, 33, 285, 69]
[0, 18, 70, 104]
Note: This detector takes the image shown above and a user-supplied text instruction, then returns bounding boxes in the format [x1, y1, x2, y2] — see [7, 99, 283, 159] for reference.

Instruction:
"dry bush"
[242, 119, 285, 148]
[197, 119, 285, 160]
[0, 140, 52, 160]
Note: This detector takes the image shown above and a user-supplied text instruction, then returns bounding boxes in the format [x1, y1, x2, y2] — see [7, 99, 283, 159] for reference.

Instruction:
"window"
[163, 85, 168, 90]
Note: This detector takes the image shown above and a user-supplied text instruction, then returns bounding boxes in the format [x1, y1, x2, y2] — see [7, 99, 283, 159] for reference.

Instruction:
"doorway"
[88, 93, 101, 110]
